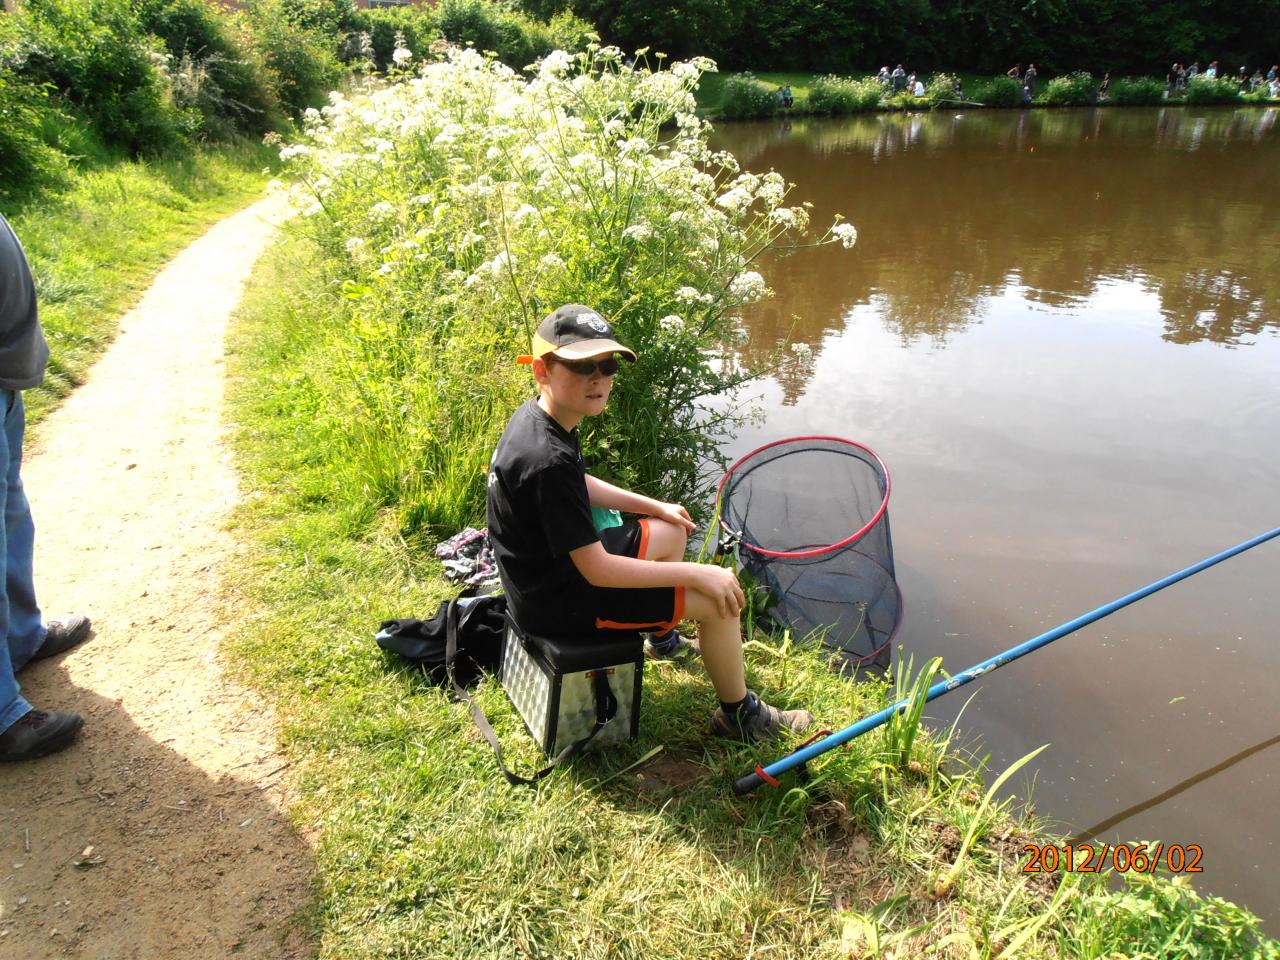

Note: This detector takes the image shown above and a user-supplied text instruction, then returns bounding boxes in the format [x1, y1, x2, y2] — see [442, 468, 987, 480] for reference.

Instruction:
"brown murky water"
[712, 107, 1280, 927]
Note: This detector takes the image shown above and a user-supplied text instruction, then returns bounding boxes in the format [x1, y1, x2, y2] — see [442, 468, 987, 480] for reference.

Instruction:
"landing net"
[717, 436, 902, 669]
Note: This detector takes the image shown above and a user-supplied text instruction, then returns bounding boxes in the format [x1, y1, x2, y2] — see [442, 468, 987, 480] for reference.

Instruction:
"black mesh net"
[718, 437, 902, 670]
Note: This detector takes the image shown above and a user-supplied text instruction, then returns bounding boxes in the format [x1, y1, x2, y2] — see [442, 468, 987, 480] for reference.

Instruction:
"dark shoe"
[710, 691, 813, 743]
[0, 709, 84, 761]
[644, 629, 699, 661]
[31, 615, 92, 660]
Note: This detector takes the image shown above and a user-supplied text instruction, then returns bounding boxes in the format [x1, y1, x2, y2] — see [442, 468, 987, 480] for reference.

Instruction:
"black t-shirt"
[486, 397, 600, 631]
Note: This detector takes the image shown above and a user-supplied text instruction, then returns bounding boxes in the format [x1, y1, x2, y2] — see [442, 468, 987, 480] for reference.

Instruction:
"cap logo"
[577, 313, 609, 334]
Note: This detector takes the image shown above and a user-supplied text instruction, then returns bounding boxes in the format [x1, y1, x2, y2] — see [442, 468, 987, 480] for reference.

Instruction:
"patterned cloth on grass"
[435, 527, 500, 587]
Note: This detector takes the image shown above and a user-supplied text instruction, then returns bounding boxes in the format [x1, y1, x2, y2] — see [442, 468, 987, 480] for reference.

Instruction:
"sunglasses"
[551, 355, 621, 377]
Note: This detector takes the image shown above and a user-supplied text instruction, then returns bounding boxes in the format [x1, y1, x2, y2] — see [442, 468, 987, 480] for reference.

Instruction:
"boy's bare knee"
[683, 587, 737, 627]
[645, 518, 688, 561]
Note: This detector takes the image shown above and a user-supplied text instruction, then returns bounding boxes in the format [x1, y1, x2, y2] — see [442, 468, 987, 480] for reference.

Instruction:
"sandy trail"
[0, 195, 313, 959]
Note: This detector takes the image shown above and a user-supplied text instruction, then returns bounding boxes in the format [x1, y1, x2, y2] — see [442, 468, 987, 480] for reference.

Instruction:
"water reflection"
[714, 108, 1280, 403]
[708, 108, 1280, 927]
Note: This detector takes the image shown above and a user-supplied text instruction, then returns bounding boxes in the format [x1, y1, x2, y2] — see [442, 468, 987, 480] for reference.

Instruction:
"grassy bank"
[2, 140, 274, 424]
[696, 70, 1279, 118]
[222, 227, 1278, 959]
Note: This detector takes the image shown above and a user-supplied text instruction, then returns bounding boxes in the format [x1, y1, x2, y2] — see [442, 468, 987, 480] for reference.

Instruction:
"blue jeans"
[0, 389, 47, 734]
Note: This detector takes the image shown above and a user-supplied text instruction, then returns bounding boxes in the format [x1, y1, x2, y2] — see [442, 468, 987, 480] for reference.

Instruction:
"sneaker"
[644, 630, 699, 661]
[0, 709, 84, 761]
[709, 691, 813, 743]
[31, 615, 92, 661]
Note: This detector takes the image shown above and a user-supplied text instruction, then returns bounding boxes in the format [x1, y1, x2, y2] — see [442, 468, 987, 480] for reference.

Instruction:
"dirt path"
[0, 195, 313, 959]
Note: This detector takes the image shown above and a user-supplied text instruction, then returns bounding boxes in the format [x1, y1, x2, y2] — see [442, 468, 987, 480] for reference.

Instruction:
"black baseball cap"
[516, 304, 637, 365]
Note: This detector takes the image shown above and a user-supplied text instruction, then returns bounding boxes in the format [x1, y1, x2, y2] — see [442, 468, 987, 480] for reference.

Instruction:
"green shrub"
[971, 74, 1023, 107]
[544, 9, 596, 56]
[278, 48, 853, 530]
[138, 0, 280, 135]
[1108, 76, 1166, 105]
[806, 74, 882, 114]
[1039, 71, 1096, 106]
[18, 0, 185, 154]
[1240, 85, 1277, 104]
[437, 0, 510, 58]
[719, 71, 777, 119]
[923, 72, 962, 108]
[0, 66, 67, 198]
[276, 0, 353, 39]
[436, 0, 581, 70]
[1063, 872, 1280, 959]
[1185, 75, 1243, 104]
[345, 6, 437, 71]
[247, 0, 343, 117]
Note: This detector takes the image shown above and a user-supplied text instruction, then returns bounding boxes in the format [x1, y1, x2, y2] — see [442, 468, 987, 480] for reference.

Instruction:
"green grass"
[696, 71, 820, 115]
[695, 69, 1275, 118]
[2, 138, 276, 424]
[221, 228, 1280, 959]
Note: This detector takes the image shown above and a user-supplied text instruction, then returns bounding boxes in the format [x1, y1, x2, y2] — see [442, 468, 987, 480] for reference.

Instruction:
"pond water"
[710, 107, 1280, 928]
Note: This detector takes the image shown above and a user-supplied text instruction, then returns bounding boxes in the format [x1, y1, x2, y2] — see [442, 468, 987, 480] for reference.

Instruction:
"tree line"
[518, 0, 1280, 77]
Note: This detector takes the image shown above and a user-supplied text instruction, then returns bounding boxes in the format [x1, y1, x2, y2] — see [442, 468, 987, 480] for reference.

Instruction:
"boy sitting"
[486, 304, 812, 741]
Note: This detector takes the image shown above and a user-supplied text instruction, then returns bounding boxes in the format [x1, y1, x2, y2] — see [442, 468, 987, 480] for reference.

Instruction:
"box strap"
[447, 598, 618, 786]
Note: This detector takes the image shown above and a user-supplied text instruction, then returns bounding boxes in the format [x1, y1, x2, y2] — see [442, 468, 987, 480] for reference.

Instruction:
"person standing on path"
[0, 212, 92, 762]
[1023, 63, 1037, 96]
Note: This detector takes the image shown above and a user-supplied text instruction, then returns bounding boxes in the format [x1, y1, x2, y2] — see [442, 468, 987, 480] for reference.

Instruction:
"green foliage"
[1240, 84, 1278, 104]
[881, 654, 941, 768]
[343, 6, 438, 72]
[435, 0, 592, 71]
[1062, 872, 1280, 959]
[545, 9, 598, 55]
[277, 48, 847, 531]
[247, 0, 343, 117]
[138, 0, 281, 134]
[805, 75, 883, 115]
[718, 72, 778, 120]
[17, 0, 186, 154]
[0, 60, 67, 197]
[972, 74, 1024, 108]
[1039, 71, 1096, 107]
[923, 72, 962, 108]
[275, 0, 355, 38]
[1184, 75, 1243, 105]
[1108, 76, 1167, 105]
[517, 0, 1280, 79]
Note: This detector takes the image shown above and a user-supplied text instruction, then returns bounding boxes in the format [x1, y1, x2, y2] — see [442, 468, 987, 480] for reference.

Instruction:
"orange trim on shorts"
[636, 517, 651, 560]
[595, 586, 686, 634]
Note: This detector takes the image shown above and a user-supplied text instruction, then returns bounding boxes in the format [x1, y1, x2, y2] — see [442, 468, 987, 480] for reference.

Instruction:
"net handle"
[716, 435, 892, 560]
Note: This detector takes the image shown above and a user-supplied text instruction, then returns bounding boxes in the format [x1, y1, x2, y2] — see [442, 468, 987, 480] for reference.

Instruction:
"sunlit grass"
[222, 230, 1279, 958]
[3, 139, 274, 423]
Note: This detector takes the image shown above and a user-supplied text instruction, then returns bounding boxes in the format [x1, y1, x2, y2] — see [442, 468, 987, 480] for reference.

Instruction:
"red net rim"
[717, 435, 892, 560]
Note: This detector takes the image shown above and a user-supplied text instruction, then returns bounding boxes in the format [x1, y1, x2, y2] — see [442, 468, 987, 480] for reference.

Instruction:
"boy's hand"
[693, 564, 746, 618]
[651, 501, 695, 533]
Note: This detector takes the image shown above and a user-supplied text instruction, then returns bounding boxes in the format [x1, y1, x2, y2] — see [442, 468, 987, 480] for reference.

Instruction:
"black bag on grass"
[375, 588, 619, 786]
[375, 589, 504, 688]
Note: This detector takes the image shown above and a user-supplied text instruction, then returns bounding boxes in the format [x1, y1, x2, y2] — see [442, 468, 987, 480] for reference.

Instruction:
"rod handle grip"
[733, 770, 767, 795]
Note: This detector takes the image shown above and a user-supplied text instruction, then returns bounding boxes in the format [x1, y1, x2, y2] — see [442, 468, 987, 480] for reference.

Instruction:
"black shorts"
[561, 518, 684, 635]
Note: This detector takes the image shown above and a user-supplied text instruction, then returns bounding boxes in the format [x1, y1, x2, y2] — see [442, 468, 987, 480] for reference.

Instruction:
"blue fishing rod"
[734, 528, 1280, 796]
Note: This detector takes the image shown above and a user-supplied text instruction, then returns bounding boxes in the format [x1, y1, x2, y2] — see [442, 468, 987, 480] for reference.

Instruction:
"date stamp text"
[1021, 842, 1203, 875]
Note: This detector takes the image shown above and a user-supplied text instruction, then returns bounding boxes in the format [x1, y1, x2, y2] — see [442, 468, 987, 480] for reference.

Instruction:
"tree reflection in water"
[712, 107, 1280, 403]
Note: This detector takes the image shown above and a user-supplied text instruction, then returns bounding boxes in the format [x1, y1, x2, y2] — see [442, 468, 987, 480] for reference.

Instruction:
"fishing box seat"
[498, 612, 643, 757]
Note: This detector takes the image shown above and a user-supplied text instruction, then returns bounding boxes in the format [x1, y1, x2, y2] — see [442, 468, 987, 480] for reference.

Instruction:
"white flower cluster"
[273, 44, 852, 358]
[727, 271, 768, 304]
[832, 222, 859, 248]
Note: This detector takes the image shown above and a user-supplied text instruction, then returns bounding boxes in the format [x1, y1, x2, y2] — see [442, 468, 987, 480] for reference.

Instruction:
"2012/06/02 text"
[1022, 842, 1203, 875]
